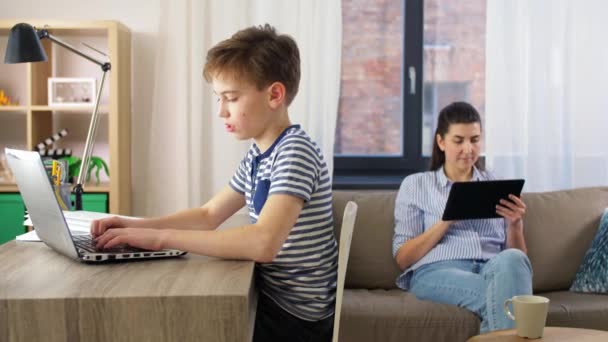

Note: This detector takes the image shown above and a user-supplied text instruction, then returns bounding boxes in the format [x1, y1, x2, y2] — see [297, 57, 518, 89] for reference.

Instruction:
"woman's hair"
[429, 101, 484, 171]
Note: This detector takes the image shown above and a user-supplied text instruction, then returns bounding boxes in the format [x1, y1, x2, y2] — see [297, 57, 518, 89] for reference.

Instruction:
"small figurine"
[0, 89, 18, 106]
[60, 156, 110, 186]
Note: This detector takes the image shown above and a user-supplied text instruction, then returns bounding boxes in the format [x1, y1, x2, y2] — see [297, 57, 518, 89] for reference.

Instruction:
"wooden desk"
[467, 327, 608, 342]
[0, 216, 256, 342]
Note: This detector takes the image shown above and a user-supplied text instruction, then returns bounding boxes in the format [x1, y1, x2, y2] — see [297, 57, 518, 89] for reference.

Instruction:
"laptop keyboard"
[73, 235, 148, 254]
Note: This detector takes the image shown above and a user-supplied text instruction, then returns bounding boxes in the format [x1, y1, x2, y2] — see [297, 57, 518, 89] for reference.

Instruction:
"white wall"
[0, 1, 245, 216]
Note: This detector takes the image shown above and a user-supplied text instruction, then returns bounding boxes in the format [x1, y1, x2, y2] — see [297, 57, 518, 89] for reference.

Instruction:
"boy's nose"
[217, 104, 229, 118]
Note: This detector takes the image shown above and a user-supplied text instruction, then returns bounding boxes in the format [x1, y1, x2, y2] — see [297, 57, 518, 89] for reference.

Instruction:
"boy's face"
[212, 76, 276, 141]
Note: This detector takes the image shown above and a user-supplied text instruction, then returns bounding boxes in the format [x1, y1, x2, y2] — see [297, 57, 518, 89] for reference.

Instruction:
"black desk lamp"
[4, 23, 110, 211]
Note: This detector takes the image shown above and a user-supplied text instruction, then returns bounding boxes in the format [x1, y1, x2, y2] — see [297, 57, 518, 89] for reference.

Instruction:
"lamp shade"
[4, 23, 48, 64]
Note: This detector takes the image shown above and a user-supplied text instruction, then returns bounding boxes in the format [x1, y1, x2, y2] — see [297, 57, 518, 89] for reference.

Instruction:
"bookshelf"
[0, 20, 131, 220]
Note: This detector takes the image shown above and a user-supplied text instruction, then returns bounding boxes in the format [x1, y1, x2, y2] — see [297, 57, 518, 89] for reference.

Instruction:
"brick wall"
[336, 0, 486, 156]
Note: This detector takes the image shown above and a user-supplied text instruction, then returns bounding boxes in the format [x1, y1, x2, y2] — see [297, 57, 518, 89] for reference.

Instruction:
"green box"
[70, 193, 108, 213]
[0, 192, 108, 245]
[0, 194, 26, 245]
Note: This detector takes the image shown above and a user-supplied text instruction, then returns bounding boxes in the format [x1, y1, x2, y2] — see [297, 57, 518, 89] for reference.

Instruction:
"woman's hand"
[94, 227, 169, 251]
[394, 219, 456, 271]
[496, 194, 526, 229]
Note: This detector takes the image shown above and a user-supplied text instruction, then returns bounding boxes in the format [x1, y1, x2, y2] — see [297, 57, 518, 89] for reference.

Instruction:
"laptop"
[442, 179, 525, 221]
[5, 148, 187, 263]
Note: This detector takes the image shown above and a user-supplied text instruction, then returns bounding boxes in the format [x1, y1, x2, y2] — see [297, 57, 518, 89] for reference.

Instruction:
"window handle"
[408, 66, 416, 94]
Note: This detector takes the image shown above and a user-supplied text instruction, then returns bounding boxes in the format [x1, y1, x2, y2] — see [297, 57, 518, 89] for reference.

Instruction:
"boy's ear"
[267, 82, 286, 109]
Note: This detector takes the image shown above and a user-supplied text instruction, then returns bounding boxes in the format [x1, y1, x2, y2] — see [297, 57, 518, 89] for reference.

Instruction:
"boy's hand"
[94, 228, 169, 251]
[90, 216, 130, 238]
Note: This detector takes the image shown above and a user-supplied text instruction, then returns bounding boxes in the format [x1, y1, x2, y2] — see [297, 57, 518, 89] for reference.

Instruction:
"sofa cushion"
[333, 190, 402, 289]
[522, 187, 608, 292]
[543, 291, 608, 331]
[338, 289, 479, 342]
[570, 209, 608, 293]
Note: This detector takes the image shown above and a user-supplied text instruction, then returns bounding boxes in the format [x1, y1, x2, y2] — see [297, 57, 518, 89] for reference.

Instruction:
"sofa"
[332, 186, 608, 342]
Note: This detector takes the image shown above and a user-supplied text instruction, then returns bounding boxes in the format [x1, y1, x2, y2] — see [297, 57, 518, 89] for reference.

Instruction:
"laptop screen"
[5, 148, 79, 259]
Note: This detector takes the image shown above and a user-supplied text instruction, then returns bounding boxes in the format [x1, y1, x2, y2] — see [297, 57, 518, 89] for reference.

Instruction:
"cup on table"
[503, 295, 550, 339]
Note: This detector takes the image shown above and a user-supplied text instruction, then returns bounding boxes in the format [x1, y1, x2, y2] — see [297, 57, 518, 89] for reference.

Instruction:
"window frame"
[333, 0, 427, 188]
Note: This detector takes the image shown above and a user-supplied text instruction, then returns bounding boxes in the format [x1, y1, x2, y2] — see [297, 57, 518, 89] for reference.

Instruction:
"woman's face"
[436, 122, 481, 172]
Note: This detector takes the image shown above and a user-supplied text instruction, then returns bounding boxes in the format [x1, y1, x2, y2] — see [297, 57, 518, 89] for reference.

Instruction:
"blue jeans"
[409, 249, 533, 333]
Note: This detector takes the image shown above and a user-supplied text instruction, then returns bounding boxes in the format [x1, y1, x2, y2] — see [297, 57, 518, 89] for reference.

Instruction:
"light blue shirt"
[392, 166, 507, 290]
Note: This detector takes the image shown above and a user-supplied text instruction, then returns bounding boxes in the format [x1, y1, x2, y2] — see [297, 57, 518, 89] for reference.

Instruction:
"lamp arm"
[38, 29, 110, 70]
[73, 68, 108, 210]
[39, 27, 112, 210]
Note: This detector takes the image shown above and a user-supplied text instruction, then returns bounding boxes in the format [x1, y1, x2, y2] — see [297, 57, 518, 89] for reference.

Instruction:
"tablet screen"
[442, 179, 525, 220]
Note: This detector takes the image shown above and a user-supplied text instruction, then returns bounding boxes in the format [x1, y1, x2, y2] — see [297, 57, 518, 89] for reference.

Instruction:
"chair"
[333, 201, 358, 342]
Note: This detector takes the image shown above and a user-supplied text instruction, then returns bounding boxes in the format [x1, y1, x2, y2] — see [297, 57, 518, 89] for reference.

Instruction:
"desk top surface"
[0, 215, 255, 300]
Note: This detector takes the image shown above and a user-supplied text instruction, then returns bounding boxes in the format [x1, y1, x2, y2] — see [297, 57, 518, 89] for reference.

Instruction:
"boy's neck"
[255, 109, 292, 153]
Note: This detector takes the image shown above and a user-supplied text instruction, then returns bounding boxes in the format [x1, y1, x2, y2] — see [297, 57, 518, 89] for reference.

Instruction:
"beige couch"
[332, 187, 608, 342]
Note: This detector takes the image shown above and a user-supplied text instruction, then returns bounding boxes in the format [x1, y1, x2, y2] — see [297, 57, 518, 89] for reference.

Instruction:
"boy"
[92, 24, 337, 341]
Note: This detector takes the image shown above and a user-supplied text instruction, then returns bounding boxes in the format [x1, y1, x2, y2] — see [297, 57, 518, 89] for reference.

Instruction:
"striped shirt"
[230, 124, 338, 321]
[392, 166, 507, 290]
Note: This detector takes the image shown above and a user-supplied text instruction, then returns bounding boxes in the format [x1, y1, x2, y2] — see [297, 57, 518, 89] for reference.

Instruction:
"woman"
[392, 102, 532, 333]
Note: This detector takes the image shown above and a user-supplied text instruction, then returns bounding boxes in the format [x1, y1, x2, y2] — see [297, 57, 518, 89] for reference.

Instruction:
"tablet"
[442, 179, 525, 220]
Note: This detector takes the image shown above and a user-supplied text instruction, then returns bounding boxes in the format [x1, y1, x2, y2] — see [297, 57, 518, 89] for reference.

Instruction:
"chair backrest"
[333, 201, 358, 342]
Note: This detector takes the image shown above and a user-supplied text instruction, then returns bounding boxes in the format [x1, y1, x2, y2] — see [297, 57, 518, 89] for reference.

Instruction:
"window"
[422, 81, 470, 156]
[334, 0, 487, 188]
[335, 0, 405, 157]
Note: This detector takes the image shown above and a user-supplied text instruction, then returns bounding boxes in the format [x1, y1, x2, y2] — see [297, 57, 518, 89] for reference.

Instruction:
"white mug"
[503, 295, 549, 339]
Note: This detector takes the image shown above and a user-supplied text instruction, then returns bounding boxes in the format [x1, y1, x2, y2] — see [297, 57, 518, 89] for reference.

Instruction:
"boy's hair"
[203, 24, 301, 106]
[429, 101, 484, 171]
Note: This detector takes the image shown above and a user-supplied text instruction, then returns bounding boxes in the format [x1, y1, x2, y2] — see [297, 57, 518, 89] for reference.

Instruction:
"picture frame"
[48, 77, 96, 106]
